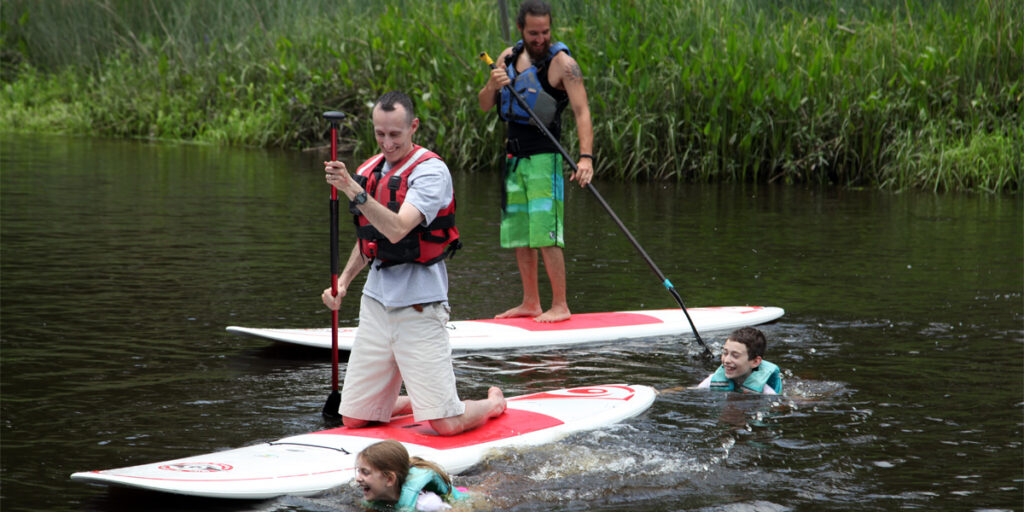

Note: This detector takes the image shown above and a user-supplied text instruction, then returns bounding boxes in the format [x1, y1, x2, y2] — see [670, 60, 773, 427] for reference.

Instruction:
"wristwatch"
[352, 191, 367, 205]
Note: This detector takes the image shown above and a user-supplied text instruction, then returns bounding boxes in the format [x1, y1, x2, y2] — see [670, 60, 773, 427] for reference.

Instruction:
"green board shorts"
[500, 153, 565, 248]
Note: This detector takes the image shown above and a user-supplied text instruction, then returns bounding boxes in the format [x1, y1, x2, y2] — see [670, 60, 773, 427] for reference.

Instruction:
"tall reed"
[1, 0, 1020, 192]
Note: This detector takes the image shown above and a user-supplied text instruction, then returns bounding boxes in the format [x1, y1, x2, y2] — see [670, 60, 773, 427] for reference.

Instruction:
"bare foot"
[487, 386, 507, 417]
[495, 304, 543, 319]
[534, 306, 571, 323]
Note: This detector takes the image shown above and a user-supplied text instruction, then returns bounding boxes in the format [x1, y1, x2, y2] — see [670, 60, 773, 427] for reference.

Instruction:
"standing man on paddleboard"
[322, 91, 506, 436]
[478, 0, 595, 323]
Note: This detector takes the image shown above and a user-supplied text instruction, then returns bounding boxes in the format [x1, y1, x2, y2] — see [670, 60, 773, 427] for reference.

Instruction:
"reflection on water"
[1, 133, 1021, 511]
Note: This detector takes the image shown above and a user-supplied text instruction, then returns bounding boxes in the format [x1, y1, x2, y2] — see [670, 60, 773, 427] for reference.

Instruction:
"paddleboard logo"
[517, 385, 635, 401]
[158, 462, 233, 473]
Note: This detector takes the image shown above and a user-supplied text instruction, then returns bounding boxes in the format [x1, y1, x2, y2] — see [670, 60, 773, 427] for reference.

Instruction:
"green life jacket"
[710, 360, 782, 394]
[362, 466, 467, 512]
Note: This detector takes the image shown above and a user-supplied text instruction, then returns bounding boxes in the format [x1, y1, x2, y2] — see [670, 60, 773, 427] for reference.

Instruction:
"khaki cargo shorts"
[340, 295, 465, 422]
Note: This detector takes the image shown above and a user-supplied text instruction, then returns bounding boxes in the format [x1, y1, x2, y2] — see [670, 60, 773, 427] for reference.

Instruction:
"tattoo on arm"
[566, 61, 583, 82]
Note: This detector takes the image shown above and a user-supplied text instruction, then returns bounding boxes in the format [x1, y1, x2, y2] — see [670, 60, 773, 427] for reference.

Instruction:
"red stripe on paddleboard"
[312, 408, 563, 449]
[511, 385, 636, 402]
[473, 312, 663, 331]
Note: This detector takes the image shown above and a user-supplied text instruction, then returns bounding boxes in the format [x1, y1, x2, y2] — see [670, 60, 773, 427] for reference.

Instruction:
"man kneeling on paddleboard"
[322, 91, 506, 435]
[697, 327, 782, 395]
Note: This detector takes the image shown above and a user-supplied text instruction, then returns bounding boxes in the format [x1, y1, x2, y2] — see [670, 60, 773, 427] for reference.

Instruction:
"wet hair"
[727, 327, 768, 360]
[516, 0, 552, 28]
[374, 91, 415, 125]
[357, 439, 453, 491]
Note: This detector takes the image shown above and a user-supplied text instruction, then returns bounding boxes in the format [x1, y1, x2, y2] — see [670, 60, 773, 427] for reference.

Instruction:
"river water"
[1, 133, 1021, 512]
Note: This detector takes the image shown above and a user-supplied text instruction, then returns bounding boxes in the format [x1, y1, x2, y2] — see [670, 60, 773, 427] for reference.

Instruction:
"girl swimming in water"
[355, 439, 467, 511]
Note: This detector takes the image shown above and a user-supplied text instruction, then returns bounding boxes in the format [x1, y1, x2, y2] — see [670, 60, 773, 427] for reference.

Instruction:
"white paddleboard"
[226, 306, 783, 351]
[71, 384, 656, 499]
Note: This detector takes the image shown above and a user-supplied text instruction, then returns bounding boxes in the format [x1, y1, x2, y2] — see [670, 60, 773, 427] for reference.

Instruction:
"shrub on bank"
[1, 0, 1020, 192]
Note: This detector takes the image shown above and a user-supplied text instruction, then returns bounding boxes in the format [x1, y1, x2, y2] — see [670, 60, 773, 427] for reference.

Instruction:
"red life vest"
[352, 145, 460, 267]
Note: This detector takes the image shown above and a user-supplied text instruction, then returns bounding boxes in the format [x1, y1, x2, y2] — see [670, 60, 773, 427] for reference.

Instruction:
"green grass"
[1, 0, 1020, 192]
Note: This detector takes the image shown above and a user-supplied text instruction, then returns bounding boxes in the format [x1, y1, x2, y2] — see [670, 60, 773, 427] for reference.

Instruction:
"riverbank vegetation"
[1, 0, 1020, 192]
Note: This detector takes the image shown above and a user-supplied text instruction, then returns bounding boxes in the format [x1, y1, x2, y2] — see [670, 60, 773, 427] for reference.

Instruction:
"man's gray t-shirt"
[361, 156, 452, 308]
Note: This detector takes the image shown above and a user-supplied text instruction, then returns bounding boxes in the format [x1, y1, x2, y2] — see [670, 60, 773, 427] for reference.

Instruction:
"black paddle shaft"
[325, 111, 345, 275]
[478, 53, 711, 358]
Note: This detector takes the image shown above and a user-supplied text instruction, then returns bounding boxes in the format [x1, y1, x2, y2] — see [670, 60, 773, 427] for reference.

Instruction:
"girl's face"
[355, 455, 399, 503]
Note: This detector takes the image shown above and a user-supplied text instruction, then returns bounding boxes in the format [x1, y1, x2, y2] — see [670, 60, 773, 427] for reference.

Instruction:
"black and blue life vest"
[500, 40, 571, 156]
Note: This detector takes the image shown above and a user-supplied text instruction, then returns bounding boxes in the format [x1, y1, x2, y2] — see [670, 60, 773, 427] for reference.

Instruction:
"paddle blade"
[322, 390, 341, 419]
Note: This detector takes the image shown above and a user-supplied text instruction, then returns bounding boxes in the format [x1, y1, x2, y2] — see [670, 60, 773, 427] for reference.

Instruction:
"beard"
[524, 40, 550, 62]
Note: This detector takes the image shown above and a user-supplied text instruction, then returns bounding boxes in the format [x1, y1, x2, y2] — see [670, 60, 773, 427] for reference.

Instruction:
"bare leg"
[496, 247, 544, 318]
[391, 396, 412, 416]
[428, 387, 507, 437]
[342, 395, 413, 428]
[534, 246, 571, 322]
[342, 416, 370, 428]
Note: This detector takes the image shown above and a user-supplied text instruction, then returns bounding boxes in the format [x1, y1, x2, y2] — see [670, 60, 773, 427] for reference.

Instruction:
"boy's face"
[354, 455, 397, 503]
[721, 339, 762, 382]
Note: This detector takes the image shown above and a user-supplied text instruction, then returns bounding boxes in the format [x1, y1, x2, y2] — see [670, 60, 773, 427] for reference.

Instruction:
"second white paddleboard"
[226, 305, 784, 350]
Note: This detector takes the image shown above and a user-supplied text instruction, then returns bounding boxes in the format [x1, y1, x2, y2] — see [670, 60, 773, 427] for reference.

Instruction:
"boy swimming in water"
[697, 326, 782, 394]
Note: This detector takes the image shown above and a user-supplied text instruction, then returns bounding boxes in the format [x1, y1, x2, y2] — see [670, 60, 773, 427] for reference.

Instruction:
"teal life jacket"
[499, 40, 570, 129]
[710, 360, 782, 394]
[362, 466, 467, 512]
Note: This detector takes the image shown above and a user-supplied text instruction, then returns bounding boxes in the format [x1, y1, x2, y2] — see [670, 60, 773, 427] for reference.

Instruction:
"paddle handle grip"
[323, 111, 346, 201]
[479, 52, 496, 68]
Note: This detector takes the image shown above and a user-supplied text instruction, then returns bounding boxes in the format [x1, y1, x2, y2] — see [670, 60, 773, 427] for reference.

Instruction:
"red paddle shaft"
[323, 111, 346, 418]
[329, 126, 339, 390]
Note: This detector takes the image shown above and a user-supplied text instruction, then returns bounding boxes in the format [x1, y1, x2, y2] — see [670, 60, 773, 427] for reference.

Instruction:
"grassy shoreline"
[2, 0, 1020, 192]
